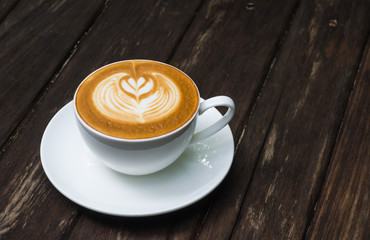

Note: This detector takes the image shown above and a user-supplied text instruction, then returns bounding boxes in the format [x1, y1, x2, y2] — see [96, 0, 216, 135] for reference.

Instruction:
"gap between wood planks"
[302, 30, 370, 240]
[166, 0, 206, 63]
[229, 91, 283, 238]
[0, 0, 109, 160]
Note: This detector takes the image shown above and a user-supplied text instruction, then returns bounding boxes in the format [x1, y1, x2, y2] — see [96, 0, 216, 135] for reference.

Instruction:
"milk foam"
[92, 72, 180, 123]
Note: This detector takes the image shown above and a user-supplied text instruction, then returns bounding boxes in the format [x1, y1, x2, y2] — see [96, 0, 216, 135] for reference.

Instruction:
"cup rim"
[73, 59, 200, 143]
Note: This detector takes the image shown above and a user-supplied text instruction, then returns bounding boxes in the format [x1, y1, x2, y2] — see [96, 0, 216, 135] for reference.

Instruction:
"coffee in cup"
[75, 60, 199, 139]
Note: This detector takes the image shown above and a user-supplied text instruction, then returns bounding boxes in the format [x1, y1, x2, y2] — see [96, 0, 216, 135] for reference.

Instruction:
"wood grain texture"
[230, 0, 370, 239]
[0, 0, 105, 148]
[169, 0, 301, 239]
[0, 0, 368, 239]
[0, 0, 19, 22]
[306, 39, 370, 240]
[0, 0, 202, 239]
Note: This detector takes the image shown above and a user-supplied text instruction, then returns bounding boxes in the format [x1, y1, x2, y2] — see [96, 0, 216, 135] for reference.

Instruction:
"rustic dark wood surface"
[0, 0, 368, 239]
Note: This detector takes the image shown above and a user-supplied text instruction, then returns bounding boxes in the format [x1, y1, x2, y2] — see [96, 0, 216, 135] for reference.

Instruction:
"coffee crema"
[75, 60, 199, 139]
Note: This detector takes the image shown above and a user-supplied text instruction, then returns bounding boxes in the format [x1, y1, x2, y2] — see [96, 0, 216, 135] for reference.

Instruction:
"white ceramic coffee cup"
[73, 61, 235, 175]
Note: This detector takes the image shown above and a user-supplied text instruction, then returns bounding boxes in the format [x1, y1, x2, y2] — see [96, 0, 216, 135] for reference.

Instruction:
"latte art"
[93, 72, 180, 123]
[75, 60, 199, 139]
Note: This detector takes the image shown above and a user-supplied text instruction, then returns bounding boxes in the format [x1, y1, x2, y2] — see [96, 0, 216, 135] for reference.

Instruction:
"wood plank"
[306, 39, 370, 240]
[0, 0, 202, 239]
[69, 0, 301, 239]
[229, 0, 370, 239]
[0, 0, 105, 147]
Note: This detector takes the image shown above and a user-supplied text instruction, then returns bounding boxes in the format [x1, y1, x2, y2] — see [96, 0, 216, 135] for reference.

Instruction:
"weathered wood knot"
[328, 19, 337, 27]
[246, 2, 255, 10]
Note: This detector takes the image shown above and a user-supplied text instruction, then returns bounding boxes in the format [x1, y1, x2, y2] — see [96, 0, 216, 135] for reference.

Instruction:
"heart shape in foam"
[120, 77, 153, 98]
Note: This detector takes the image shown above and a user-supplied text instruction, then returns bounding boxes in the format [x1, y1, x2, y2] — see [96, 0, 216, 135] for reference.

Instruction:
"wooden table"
[0, 0, 369, 239]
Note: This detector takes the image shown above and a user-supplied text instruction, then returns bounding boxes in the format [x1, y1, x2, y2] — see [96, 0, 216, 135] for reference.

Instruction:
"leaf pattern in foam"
[93, 72, 180, 123]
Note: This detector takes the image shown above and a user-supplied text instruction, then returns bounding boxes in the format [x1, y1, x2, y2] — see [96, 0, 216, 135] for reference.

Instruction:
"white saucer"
[40, 101, 234, 217]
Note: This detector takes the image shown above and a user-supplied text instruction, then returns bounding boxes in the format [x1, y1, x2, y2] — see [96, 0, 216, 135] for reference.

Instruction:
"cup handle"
[190, 96, 235, 144]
